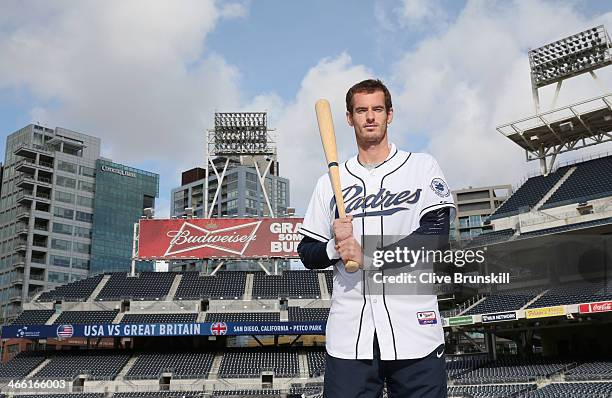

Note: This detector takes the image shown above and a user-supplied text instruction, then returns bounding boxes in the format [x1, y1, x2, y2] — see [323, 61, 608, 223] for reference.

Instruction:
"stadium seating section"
[252, 271, 321, 299]
[489, 166, 569, 219]
[565, 361, 612, 381]
[37, 274, 104, 302]
[306, 349, 325, 378]
[218, 349, 299, 378]
[14, 395, 103, 398]
[120, 313, 198, 324]
[527, 279, 612, 309]
[1, 350, 612, 397]
[53, 310, 118, 325]
[10, 309, 55, 325]
[541, 155, 612, 209]
[174, 271, 246, 300]
[113, 394, 201, 398]
[205, 312, 280, 322]
[96, 273, 176, 301]
[288, 307, 329, 322]
[464, 287, 543, 315]
[126, 351, 215, 380]
[448, 383, 536, 397]
[526, 382, 612, 397]
[0, 352, 45, 379]
[465, 228, 515, 247]
[31, 350, 130, 380]
[518, 216, 612, 238]
[453, 357, 572, 384]
[212, 390, 281, 397]
[445, 355, 489, 379]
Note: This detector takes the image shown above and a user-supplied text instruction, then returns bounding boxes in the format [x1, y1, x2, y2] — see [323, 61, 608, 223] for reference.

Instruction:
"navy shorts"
[323, 334, 447, 398]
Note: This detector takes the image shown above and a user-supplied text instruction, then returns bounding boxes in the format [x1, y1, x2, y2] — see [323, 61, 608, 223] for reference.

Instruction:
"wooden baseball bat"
[315, 99, 360, 273]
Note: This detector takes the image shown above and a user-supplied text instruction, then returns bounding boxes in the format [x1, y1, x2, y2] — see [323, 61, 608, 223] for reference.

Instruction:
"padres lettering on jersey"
[299, 143, 456, 360]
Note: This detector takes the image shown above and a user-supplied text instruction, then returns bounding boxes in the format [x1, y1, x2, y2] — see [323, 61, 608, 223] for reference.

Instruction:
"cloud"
[390, 0, 612, 192]
[0, 0, 249, 217]
[275, 53, 372, 214]
[219, 1, 250, 19]
[399, 0, 447, 29]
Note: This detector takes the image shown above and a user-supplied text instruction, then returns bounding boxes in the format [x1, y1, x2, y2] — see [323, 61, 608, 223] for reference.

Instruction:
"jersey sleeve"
[418, 155, 456, 220]
[299, 176, 333, 242]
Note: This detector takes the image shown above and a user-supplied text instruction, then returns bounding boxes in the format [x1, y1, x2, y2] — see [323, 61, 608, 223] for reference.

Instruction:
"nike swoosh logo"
[436, 348, 444, 358]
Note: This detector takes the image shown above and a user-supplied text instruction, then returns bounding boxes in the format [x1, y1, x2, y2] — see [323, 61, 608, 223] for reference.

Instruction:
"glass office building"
[90, 160, 159, 274]
[0, 124, 159, 323]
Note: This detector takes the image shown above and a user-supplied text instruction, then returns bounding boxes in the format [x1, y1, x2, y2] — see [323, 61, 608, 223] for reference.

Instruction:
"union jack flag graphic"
[210, 322, 227, 336]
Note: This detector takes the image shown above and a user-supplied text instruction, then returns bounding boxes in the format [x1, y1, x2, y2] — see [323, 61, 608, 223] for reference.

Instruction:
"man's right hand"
[333, 215, 353, 243]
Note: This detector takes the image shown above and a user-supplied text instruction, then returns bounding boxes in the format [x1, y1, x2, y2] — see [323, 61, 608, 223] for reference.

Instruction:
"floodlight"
[529, 25, 612, 89]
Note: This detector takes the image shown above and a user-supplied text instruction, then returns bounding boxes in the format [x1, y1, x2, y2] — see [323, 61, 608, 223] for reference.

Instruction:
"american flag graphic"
[56, 324, 74, 338]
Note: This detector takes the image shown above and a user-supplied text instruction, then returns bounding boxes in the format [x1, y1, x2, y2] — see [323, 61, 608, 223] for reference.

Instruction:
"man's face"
[347, 90, 393, 146]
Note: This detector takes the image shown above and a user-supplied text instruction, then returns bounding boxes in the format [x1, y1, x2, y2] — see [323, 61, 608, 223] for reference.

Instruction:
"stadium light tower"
[498, 25, 612, 175]
[529, 25, 612, 113]
[204, 112, 277, 218]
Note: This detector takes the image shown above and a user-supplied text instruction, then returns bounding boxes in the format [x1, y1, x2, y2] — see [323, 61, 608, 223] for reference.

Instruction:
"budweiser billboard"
[579, 301, 612, 314]
[137, 218, 304, 260]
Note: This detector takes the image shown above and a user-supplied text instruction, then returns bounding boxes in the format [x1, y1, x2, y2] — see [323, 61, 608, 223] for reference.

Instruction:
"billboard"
[579, 301, 612, 314]
[448, 315, 474, 326]
[1, 321, 326, 339]
[481, 311, 517, 323]
[525, 305, 566, 319]
[137, 217, 304, 260]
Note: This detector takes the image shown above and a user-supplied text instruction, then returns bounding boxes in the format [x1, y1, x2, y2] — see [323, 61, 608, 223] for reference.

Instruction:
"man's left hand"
[336, 238, 363, 267]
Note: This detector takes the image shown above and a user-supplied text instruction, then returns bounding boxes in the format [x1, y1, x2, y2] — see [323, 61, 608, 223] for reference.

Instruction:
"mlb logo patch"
[430, 178, 450, 198]
[417, 311, 437, 325]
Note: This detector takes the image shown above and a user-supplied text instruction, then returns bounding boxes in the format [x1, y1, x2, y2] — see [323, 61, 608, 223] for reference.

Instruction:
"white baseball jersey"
[299, 143, 455, 360]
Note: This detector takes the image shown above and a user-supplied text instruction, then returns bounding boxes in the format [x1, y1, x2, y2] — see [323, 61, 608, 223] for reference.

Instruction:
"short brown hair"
[345, 79, 392, 113]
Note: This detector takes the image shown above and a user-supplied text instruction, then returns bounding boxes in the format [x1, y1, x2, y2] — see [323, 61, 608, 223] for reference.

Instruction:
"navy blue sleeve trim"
[379, 207, 451, 270]
[297, 236, 337, 270]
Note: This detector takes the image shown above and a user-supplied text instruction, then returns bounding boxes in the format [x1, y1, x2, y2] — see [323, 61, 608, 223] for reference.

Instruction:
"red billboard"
[579, 301, 612, 314]
[137, 218, 304, 260]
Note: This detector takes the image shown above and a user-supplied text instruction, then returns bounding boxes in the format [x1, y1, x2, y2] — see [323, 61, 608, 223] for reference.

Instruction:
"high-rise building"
[90, 159, 159, 274]
[451, 185, 512, 242]
[171, 157, 289, 218]
[0, 124, 159, 322]
[170, 156, 290, 272]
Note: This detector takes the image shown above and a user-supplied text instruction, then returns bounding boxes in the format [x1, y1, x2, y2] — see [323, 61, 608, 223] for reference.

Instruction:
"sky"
[2, 0, 612, 217]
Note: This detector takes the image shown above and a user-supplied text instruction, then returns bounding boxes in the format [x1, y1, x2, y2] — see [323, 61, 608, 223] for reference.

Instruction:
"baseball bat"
[315, 99, 360, 273]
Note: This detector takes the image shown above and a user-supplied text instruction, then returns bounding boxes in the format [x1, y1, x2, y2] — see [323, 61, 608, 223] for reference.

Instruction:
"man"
[297, 79, 455, 397]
